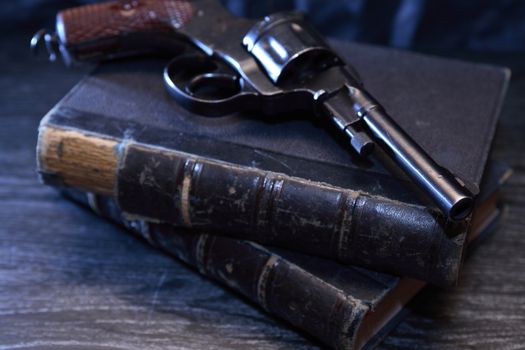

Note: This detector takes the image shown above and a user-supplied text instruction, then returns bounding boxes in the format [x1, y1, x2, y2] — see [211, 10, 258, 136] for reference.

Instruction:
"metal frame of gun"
[31, 0, 477, 221]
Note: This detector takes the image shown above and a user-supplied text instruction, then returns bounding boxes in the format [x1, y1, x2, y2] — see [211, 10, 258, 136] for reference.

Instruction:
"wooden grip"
[57, 0, 194, 60]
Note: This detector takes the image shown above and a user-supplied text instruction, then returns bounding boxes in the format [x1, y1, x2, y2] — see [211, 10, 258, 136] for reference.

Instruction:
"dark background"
[3, 0, 525, 51]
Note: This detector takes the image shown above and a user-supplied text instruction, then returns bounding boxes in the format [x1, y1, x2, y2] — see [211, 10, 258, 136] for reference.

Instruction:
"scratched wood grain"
[1, 25, 525, 350]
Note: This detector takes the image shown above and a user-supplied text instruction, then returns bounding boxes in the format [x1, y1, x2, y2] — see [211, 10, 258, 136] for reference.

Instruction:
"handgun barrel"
[361, 105, 474, 220]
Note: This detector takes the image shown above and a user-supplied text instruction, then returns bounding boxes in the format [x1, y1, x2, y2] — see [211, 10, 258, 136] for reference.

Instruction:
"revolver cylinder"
[243, 12, 341, 84]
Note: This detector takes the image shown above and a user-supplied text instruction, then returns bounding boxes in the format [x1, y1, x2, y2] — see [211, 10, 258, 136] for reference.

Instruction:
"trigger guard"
[163, 54, 257, 117]
[186, 72, 240, 99]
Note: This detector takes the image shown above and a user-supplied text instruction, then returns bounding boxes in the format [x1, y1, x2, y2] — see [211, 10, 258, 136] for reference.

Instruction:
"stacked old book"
[36, 41, 510, 349]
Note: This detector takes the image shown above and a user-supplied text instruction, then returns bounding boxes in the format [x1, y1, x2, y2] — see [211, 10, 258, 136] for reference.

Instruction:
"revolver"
[31, 0, 476, 220]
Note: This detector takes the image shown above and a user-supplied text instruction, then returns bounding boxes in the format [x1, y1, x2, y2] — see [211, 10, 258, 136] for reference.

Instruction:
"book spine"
[38, 124, 467, 286]
[72, 190, 368, 350]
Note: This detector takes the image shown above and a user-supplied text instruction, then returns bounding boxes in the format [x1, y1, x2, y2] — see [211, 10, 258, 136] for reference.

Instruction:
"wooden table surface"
[1, 27, 525, 349]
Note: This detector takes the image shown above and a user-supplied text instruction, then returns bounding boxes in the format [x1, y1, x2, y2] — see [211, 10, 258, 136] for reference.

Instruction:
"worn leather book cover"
[37, 41, 509, 286]
[61, 160, 508, 350]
